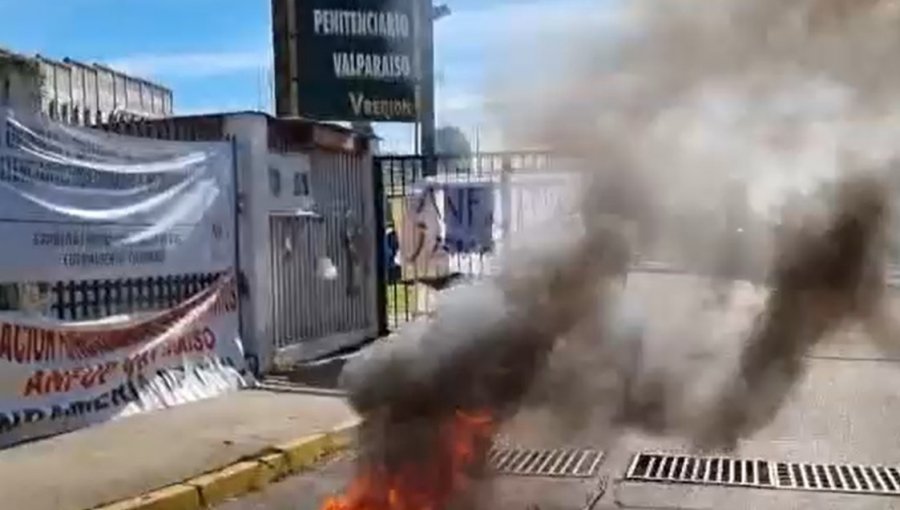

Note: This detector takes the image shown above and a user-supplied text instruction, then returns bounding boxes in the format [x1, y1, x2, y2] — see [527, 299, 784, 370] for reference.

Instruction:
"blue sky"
[0, 0, 616, 152]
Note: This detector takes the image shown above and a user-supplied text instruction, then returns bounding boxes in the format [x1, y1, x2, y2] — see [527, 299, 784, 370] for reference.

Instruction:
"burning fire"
[321, 410, 496, 510]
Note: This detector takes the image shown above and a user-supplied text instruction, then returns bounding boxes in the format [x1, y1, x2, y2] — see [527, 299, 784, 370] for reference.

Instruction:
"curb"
[92, 419, 360, 510]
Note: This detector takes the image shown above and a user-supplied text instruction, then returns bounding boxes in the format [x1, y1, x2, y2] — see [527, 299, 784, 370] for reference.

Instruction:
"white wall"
[222, 113, 380, 372]
[222, 114, 272, 371]
[266, 152, 315, 214]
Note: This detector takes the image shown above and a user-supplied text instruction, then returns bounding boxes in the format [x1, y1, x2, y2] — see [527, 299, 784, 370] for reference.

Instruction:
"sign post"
[419, 0, 436, 175]
[418, 2, 449, 176]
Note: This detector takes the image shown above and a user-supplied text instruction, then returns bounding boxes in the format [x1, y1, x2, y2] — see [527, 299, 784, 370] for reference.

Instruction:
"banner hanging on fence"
[0, 109, 235, 281]
[0, 275, 249, 447]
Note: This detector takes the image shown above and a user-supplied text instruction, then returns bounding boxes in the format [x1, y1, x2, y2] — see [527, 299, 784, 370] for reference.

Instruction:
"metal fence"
[375, 152, 791, 330]
[48, 273, 221, 321]
[376, 152, 565, 329]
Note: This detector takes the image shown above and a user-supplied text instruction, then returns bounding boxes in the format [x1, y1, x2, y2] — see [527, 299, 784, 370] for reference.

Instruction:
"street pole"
[420, 0, 437, 176]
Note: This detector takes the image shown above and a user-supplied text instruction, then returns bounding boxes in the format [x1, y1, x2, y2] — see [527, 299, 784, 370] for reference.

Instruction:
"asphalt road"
[227, 273, 900, 509]
[217, 453, 352, 510]
[217, 452, 605, 510]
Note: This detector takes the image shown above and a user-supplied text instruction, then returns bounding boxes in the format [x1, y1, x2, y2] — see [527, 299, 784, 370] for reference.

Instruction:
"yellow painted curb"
[328, 420, 359, 450]
[91, 420, 360, 510]
[94, 484, 200, 510]
[187, 461, 262, 508]
[256, 452, 290, 485]
[274, 420, 360, 474]
[275, 433, 332, 473]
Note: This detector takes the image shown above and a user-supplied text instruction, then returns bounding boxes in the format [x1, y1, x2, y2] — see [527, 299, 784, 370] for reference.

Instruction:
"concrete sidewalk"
[0, 388, 358, 510]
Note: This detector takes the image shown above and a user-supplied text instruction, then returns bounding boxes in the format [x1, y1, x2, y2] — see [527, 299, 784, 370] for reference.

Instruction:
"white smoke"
[489, 0, 900, 449]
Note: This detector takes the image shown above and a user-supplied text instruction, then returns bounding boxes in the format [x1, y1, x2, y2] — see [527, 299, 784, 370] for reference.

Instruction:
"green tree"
[436, 125, 472, 157]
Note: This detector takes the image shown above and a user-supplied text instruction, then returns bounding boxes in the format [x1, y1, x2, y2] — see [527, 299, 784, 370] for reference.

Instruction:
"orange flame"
[322, 410, 495, 510]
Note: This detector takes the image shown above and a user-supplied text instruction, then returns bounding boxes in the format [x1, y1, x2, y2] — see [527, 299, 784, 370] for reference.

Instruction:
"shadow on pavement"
[261, 355, 353, 395]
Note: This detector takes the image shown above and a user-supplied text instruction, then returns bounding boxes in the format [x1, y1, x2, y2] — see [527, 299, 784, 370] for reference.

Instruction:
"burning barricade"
[319, 0, 900, 507]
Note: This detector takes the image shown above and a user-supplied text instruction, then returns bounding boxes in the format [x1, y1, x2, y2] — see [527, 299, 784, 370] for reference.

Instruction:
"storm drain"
[488, 447, 604, 478]
[626, 452, 900, 496]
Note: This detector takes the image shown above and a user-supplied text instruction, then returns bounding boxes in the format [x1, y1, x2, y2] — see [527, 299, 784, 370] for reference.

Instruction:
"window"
[0, 283, 17, 311]
[268, 167, 282, 197]
[1, 78, 9, 106]
[293, 171, 309, 196]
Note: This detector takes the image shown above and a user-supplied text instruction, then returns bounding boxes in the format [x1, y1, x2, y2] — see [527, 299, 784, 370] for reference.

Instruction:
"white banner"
[398, 185, 450, 279]
[0, 109, 235, 281]
[0, 275, 250, 447]
[395, 173, 578, 278]
[506, 171, 580, 236]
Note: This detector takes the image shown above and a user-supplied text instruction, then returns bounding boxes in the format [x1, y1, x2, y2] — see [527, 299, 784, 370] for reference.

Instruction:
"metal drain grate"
[626, 452, 900, 496]
[488, 447, 604, 478]
[626, 453, 774, 488]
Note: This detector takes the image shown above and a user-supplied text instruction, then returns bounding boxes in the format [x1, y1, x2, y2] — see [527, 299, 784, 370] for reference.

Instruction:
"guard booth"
[104, 112, 381, 374]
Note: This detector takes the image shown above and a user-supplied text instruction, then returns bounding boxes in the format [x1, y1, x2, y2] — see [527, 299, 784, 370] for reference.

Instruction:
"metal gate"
[374, 152, 769, 330]
[269, 214, 325, 347]
[375, 152, 565, 329]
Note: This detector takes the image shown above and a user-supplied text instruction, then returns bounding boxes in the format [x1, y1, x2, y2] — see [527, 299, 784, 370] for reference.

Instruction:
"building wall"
[100, 112, 378, 372]
[41, 58, 173, 124]
[0, 48, 172, 125]
[0, 50, 42, 111]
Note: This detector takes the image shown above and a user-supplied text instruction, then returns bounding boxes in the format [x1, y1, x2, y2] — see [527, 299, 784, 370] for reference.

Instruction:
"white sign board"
[0, 109, 235, 281]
